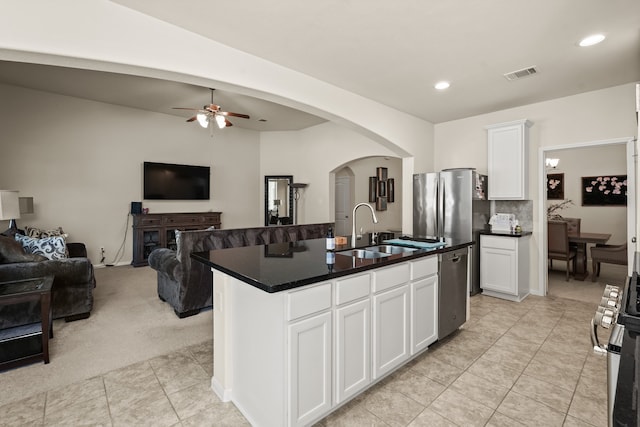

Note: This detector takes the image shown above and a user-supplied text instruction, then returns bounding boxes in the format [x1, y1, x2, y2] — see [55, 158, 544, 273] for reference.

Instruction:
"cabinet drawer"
[202, 213, 221, 223]
[287, 282, 332, 321]
[410, 256, 438, 280]
[137, 217, 162, 226]
[481, 235, 516, 251]
[335, 274, 370, 306]
[164, 215, 203, 225]
[372, 263, 410, 293]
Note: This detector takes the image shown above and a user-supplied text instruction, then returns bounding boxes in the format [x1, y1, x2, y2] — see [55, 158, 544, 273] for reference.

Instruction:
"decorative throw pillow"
[24, 226, 67, 239]
[0, 235, 46, 263]
[14, 234, 68, 260]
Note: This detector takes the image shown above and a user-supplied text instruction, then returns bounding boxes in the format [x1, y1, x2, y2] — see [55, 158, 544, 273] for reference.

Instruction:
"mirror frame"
[264, 175, 294, 226]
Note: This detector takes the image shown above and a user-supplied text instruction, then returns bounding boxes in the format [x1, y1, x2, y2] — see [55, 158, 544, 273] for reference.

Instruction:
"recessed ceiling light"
[579, 34, 605, 47]
[435, 81, 450, 90]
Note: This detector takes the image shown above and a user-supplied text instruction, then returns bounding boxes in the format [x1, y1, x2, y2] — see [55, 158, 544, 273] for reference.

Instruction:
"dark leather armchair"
[548, 220, 577, 281]
[591, 243, 628, 281]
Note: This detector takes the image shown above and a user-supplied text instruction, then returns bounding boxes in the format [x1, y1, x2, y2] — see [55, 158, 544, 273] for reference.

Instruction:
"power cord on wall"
[106, 211, 130, 267]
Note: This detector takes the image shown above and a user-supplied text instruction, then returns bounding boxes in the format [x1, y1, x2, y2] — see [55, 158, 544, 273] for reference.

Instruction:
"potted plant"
[547, 199, 574, 220]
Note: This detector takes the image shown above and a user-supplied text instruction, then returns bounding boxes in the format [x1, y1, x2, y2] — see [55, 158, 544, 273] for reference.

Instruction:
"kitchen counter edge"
[191, 240, 472, 294]
[479, 230, 532, 238]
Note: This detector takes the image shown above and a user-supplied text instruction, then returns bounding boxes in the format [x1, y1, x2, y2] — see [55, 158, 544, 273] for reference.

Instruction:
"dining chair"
[563, 217, 581, 252]
[548, 220, 577, 281]
[590, 243, 628, 281]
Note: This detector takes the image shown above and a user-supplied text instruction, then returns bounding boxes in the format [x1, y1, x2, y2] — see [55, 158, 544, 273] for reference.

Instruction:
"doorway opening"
[538, 137, 636, 301]
[334, 168, 354, 237]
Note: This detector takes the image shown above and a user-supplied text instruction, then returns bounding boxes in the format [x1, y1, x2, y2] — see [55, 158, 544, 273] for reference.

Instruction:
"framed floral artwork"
[582, 175, 627, 206]
[547, 173, 564, 200]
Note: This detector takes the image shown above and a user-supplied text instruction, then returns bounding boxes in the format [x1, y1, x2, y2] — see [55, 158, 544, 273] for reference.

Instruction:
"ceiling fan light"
[215, 114, 226, 129]
[196, 113, 209, 128]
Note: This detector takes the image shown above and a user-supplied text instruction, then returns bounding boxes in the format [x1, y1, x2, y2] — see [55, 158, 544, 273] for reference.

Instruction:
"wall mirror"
[264, 175, 293, 225]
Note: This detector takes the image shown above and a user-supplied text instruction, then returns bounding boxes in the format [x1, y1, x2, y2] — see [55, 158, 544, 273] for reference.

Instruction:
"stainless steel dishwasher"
[438, 248, 468, 339]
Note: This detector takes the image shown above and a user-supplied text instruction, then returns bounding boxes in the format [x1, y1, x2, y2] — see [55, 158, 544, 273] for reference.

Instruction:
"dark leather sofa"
[0, 239, 96, 330]
[149, 223, 333, 318]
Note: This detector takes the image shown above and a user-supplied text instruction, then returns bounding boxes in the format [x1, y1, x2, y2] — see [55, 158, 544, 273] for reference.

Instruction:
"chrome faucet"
[352, 202, 378, 247]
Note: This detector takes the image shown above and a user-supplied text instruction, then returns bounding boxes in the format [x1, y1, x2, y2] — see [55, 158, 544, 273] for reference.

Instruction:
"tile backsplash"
[492, 200, 533, 231]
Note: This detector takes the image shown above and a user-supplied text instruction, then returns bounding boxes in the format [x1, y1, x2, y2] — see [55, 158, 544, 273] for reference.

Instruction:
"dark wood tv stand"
[131, 212, 221, 267]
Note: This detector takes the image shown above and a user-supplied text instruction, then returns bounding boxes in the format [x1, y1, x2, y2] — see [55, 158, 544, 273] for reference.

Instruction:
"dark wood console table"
[132, 212, 222, 266]
[0, 276, 54, 370]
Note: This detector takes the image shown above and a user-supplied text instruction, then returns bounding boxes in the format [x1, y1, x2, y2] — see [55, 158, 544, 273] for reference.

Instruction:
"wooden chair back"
[563, 217, 581, 237]
[548, 220, 570, 255]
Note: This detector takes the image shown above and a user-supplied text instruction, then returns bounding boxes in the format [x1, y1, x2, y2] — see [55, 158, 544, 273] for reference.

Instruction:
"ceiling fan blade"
[220, 111, 250, 119]
[186, 116, 197, 122]
[225, 118, 234, 127]
[172, 107, 205, 111]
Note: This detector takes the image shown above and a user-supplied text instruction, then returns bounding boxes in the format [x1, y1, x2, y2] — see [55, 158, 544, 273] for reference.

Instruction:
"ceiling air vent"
[504, 66, 538, 81]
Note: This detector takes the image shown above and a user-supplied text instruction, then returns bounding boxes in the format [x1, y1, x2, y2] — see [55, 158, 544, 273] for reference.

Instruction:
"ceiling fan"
[173, 88, 250, 129]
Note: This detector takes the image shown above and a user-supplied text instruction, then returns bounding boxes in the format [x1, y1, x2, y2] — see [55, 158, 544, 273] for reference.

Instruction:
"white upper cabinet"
[486, 119, 533, 200]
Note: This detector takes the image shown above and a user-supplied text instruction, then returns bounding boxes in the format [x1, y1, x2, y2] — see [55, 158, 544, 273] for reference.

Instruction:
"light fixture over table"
[545, 158, 560, 168]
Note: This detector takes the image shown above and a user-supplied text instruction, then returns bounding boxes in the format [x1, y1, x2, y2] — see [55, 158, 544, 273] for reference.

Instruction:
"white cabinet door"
[373, 285, 410, 379]
[480, 246, 517, 295]
[288, 311, 332, 427]
[486, 119, 532, 200]
[411, 275, 438, 355]
[335, 299, 370, 404]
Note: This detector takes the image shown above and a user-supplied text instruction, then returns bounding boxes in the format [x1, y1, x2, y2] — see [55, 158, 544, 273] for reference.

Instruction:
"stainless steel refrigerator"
[413, 168, 489, 295]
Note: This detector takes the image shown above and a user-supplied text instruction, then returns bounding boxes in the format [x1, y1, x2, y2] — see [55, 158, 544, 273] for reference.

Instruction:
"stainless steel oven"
[592, 252, 640, 427]
[591, 284, 624, 426]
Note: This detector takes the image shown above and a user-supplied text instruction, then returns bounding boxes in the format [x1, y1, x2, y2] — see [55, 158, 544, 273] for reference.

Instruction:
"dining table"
[568, 231, 612, 280]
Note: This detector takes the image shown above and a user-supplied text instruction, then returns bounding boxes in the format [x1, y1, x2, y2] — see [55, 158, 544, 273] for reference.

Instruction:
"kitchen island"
[192, 237, 471, 427]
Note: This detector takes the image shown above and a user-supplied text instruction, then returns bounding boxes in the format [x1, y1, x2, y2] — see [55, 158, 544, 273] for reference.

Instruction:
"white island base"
[210, 255, 442, 427]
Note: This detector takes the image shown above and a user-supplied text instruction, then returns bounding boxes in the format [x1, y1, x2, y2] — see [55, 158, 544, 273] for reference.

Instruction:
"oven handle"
[590, 318, 608, 355]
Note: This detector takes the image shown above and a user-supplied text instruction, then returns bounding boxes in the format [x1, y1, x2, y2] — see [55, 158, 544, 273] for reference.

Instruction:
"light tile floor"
[0, 294, 607, 426]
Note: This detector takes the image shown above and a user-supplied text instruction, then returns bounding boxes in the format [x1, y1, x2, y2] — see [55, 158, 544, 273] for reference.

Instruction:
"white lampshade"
[215, 114, 226, 129]
[196, 113, 209, 128]
[0, 190, 20, 220]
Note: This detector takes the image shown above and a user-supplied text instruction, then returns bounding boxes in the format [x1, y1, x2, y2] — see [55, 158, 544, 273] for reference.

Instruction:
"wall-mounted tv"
[143, 162, 210, 200]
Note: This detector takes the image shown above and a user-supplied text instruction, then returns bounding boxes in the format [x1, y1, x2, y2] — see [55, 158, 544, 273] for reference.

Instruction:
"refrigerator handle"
[438, 176, 445, 240]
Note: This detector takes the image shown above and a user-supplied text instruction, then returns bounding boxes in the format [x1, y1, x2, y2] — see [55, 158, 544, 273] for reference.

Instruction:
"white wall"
[0, 84, 260, 264]
[341, 157, 403, 234]
[434, 83, 637, 295]
[546, 145, 627, 244]
[259, 123, 403, 225]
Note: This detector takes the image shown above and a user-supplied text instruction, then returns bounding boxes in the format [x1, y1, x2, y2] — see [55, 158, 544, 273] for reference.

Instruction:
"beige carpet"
[0, 265, 213, 407]
[548, 262, 628, 304]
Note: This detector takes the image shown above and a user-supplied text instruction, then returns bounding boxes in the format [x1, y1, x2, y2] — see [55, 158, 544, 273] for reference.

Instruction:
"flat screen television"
[143, 162, 210, 200]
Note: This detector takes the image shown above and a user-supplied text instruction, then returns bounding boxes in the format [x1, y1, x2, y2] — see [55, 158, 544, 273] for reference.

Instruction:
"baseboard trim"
[211, 376, 232, 402]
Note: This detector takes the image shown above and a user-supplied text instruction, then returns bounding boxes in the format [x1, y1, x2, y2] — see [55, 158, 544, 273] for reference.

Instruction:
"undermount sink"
[336, 245, 418, 259]
[366, 245, 418, 255]
[336, 249, 391, 259]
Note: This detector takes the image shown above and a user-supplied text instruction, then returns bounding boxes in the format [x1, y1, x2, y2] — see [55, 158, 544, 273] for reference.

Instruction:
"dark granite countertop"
[479, 230, 533, 238]
[191, 237, 471, 293]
